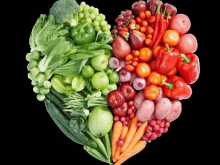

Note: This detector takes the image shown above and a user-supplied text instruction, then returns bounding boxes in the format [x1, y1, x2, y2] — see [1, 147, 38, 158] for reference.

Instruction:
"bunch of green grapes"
[26, 51, 51, 101]
[78, 1, 111, 36]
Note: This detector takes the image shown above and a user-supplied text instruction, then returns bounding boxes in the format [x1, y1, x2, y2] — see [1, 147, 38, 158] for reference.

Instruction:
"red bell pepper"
[161, 76, 192, 100]
[155, 44, 180, 75]
[177, 53, 200, 84]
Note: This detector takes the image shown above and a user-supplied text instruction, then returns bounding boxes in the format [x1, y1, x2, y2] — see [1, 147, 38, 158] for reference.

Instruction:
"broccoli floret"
[49, 0, 80, 27]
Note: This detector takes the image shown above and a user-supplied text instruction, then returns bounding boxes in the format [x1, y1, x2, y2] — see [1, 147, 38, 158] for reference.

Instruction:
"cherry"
[164, 122, 170, 128]
[129, 113, 135, 119]
[145, 125, 152, 132]
[128, 100, 134, 107]
[120, 117, 126, 123]
[145, 132, 152, 137]
[150, 133, 157, 140]
[117, 140, 124, 147]
[153, 125, 160, 131]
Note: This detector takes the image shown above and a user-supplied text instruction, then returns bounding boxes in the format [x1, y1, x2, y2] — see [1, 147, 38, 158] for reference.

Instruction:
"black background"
[16, 0, 217, 164]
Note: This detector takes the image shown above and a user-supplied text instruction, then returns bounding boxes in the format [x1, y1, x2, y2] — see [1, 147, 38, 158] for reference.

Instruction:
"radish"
[119, 69, 131, 82]
[112, 36, 131, 60]
[108, 57, 119, 69]
[133, 77, 146, 91]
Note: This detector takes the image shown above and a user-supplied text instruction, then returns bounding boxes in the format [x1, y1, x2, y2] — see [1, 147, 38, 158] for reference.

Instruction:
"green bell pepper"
[70, 23, 96, 45]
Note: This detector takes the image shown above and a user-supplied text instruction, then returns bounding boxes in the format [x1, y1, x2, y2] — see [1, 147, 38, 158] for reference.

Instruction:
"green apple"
[91, 54, 108, 71]
[104, 66, 114, 75]
[102, 84, 117, 96]
[91, 72, 109, 90]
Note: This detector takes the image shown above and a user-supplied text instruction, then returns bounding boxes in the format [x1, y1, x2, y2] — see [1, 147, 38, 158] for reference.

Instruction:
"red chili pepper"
[161, 76, 192, 100]
[176, 53, 200, 84]
[151, 9, 172, 51]
[149, 2, 162, 48]
[155, 44, 180, 75]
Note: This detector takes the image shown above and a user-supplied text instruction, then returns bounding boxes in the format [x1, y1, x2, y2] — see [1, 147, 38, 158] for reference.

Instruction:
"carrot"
[114, 126, 129, 162]
[111, 121, 123, 157]
[121, 116, 138, 152]
[114, 140, 147, 165]
[118, 121, 148, 159]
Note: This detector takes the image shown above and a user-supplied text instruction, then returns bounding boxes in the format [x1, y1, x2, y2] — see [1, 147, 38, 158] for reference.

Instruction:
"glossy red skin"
[176, 34, 198, 54]
[155, 46, 180, 75]
[107, 90, 125, 108]
[147, 0, 163, 16]
[112, 36, 131, 60]
[161, 3, 177, 16]
[128, 30, 146, 50]
[176, 53, 200, 84]
[112, 102, 128, 117]
[163, 76, 192, 100]
[132, 1, 147, 16]
[119, 83, 136, 101]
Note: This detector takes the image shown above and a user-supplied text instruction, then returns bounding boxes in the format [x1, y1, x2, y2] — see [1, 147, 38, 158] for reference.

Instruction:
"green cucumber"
[47, 99, 98, 149]
[44, 99, 83, 145]
[45, 92, 71, 119]
[50, 87, 66, 101]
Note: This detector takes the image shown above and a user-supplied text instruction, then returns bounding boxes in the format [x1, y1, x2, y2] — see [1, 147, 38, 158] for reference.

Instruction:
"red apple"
[128, 30, 146, 50]
[176, 34, 198, 54]
[119, 83, 136, 101]
[169, 14, 191, 35]
[132, 1, 147, 16]
[112, 102, 128, 117]
[107, 90, 125, 108]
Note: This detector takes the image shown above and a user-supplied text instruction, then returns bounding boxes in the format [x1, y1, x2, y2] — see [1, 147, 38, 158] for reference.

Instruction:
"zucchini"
[50, 87, 66, 101]
[46, 99, 98, 149]
[44, 99, 84, 145]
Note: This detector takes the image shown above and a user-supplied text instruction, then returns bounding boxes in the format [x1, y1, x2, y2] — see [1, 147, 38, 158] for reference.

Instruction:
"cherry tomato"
[141, 20, 148, 27]
[140, 27, 147, 33]
[148, 59, 156, 71]
[147, 71, 162, 85]
[130, 19, 136, 24]
[158, 75, 168, 87]
[126, 64, 135, 72]
[162, 30, 180, 46]
[153, 45, 162, 58]
[145, 11, 151, 19]
[145, 39, 152, 46]
[133, 50, 140, 57]
[148, 16, 156, 24]
[135, 24, 141, 30]
[136, 63, 151, 78]
[139, 12, 146, 20]
[139, 47, 152, 62]
[143, 85, 160, 101]
[132, 61, 138, 67]
[146, 26, 154, 34]
[146, 34, 152, 39]
[136, 17, 142, 24]
[125, 60, 132, 65]
[133, 57, 139, 62]
[125, 54, 133, 61]
[166, 67, 177, 77]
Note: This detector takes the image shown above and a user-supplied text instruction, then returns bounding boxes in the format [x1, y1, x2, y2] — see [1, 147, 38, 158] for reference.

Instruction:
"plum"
[176, 34, 198, 54]
[169, 14, 191, 35]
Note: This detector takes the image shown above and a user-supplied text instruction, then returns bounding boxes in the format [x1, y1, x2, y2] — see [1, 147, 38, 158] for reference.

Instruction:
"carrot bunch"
[111, 117, 148, 165]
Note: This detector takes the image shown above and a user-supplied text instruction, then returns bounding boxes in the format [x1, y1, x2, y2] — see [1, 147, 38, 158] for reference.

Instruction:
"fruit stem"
[165, 44, 170, 52]
[161, 81, 174, 90]
[180, 54, 191, 63]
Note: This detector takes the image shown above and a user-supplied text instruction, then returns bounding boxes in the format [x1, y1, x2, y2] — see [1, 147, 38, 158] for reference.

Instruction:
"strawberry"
[119, 31, 130, 41]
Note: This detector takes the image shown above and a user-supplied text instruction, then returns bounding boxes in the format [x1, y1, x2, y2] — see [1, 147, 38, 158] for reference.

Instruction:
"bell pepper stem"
[79, 22, 89, 32]
[161, 81, 174, 89]
[180, 54, 191, 63]
[165, 44, 170, 52]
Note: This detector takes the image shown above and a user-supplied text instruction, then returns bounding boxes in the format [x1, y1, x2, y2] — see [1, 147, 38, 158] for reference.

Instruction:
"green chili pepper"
[70, 23, 96, 45]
